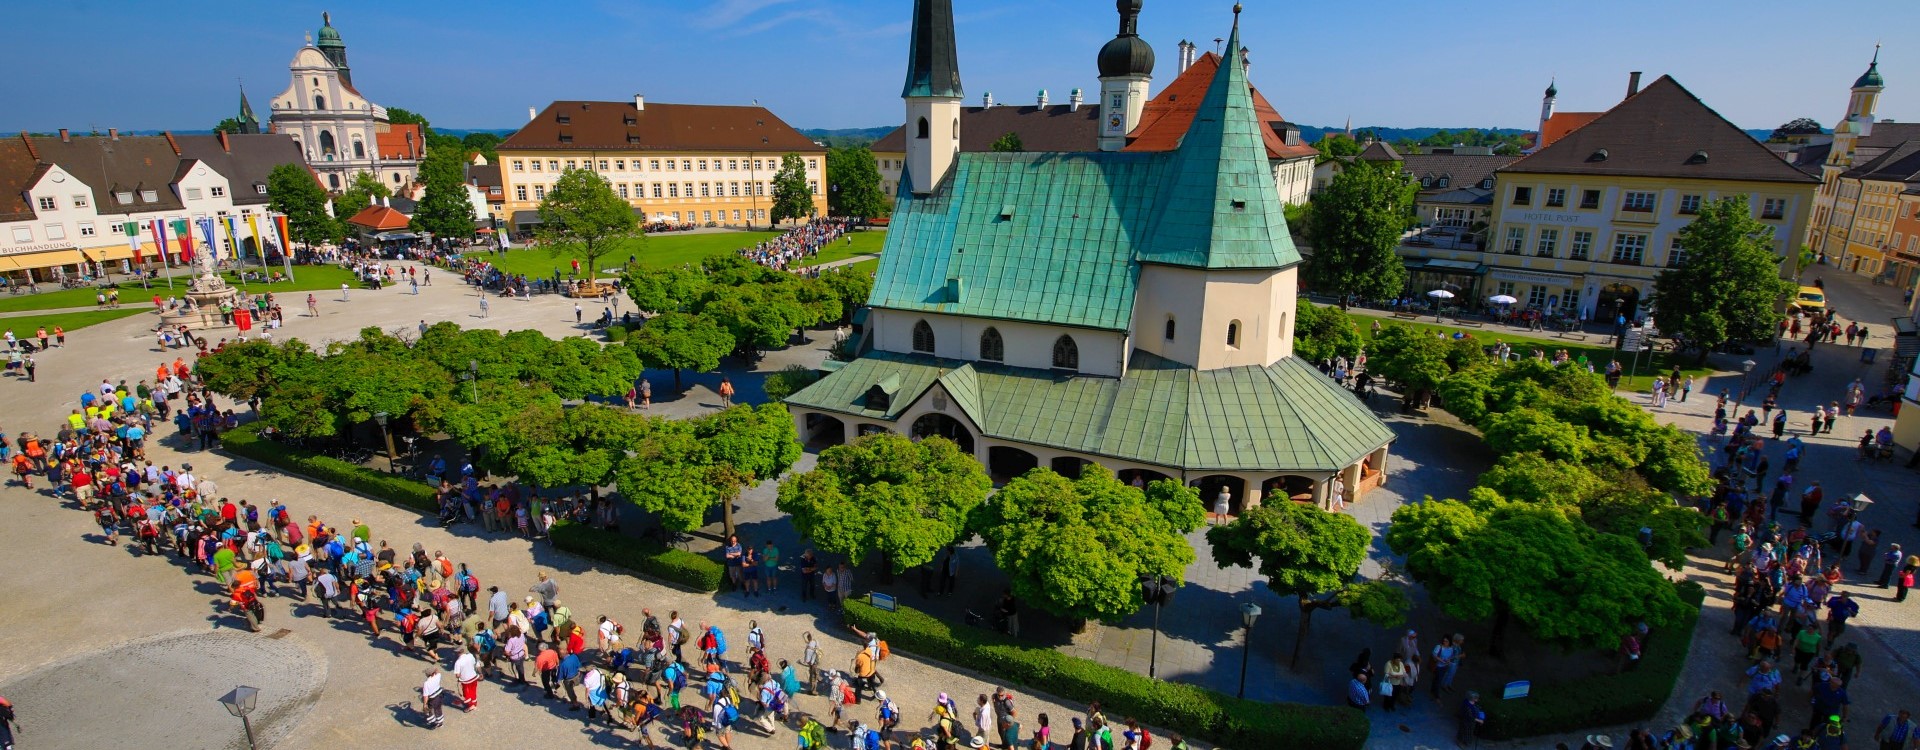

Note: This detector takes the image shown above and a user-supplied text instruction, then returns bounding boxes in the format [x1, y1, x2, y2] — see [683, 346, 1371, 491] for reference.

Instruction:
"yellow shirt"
[67, 413, 85, 429]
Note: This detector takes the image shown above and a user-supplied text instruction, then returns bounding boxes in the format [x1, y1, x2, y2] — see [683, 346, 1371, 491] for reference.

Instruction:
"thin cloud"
[699, 0, 802, 29]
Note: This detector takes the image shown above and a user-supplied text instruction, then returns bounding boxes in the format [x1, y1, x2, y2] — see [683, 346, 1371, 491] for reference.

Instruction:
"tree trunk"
[1290, 597, 1335, 670]
[721, 490, 736, 540]
[672, 368, 684, 389]
[878, 551, 894, 584]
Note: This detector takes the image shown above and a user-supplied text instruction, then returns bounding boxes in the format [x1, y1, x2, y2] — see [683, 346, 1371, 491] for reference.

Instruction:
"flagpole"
[152, 220, 173, 290]
[273, 213, 296, 283]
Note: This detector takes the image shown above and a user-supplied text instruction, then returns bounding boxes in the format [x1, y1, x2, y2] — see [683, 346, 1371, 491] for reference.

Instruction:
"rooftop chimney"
[634, 94, 645, 111]
[983, 91, 993, 108]
[219, 130, 231, 153]
[1037, 89, 1048, 108]
[1626, 71, 1643, 99]
[1177, 40, 1193, 75]
[58, 128, 69, 142]
[1069, 88, 1083, 112]
[528, 107, 537, 122]
[108, 128, 118, 141]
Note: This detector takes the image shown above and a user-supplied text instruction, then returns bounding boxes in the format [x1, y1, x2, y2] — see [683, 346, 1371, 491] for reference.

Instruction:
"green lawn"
[846, 258, 880, 277]
[1362, 317, 1715, 393]
[0, 307, 151, 337]
[795, 230, 887, 267]
[0, 265, 364, 313]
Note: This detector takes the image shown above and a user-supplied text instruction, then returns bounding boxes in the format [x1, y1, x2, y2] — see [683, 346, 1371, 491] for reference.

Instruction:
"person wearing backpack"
[711, 692, 739, 749]
[877, 689, 901, 737]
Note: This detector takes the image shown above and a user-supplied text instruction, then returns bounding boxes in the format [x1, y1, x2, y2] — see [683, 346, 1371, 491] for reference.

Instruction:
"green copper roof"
[316, 12, 344, 47]
[1137, 20, 1300, 270]
[902, 0, 962, 98]
[786, 351, 1394, 473]
[870, 151, 1168, 331]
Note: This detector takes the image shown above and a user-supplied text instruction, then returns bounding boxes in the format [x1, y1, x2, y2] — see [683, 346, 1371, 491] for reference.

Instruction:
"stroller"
[436, 494, 460, 528]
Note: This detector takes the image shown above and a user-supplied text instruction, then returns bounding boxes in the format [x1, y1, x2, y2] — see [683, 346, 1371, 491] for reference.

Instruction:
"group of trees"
[1649, 196, 1792, 362]
[824, 146, 889, 219]
[623, 255, 872, 382]
[196, 324, 797, 536]
[1391, 358, 1709, 654]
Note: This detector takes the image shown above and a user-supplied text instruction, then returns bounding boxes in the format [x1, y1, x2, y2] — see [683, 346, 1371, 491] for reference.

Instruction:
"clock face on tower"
[1108, 113, 1124, 132]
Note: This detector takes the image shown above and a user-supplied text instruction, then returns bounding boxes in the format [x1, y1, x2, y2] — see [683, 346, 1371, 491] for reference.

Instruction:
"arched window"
[318, 131, 336, 158]
[314, 94, 326, 110]
[1164, 317, 1176, 340]
[1226, 320, 1241, 348]
[916, 118, 930, 139]
[1051, 335, 1079, 371]
[352, 137, 366, 159]
[327, 173, 340, 190]
[979, 327, 1004, 362]
[912, 320, 935, 353]
[952, 118, 958, 139]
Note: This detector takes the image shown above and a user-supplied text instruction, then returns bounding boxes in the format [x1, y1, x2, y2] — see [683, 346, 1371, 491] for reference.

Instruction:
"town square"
[2, 2, 1920, 749]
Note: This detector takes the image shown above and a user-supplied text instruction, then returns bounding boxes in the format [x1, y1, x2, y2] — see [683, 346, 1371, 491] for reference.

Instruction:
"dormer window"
[556, 114, 571, 125]
[865, 386, 891, 411]
[115, 191, 134, 204]
[1436, 176, 1450, 188]
[140, 190, 158, 202]
[1051, 335, 1079, 371]
[912, 320, 935, 353]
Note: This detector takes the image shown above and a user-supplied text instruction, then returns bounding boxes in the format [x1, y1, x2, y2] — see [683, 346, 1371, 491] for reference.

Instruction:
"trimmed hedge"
[1481, 581, 1707, 739]
[221, 423, 439, 513]
[844, 599, 1369, 750]
[548, 521, 725, 592]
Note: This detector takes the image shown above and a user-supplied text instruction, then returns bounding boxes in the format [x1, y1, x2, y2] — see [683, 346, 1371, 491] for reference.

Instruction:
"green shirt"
[762, 545, 779, 570]
[213, 548, 236, 573]
[1795, 628, 1823, 654]
[352, 524, 370, 542]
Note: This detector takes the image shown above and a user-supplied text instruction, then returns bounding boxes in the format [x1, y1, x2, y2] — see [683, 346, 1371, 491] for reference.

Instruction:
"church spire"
[238, 83, 261, 135]
[901, 0, 961, 99]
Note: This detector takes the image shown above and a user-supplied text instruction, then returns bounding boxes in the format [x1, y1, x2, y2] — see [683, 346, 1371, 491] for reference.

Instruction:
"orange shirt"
[535, 649, 561, 671]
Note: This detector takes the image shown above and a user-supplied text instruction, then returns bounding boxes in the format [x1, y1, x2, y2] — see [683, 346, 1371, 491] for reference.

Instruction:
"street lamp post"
[218, 685, 260, 750]
[1735, 358, 1757, 411]
[1237, 601, 1262, 699]
[1139, 573, 1180, 680]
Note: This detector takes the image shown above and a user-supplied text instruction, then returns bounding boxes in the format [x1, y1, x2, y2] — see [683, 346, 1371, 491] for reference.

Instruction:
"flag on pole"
[152, 220, 171, 265]
[223, 216, 242, 260]
[271, 213, 289, 253]
[246, 214, 264, 259]
[170, 219, 194, 263]
[197, 218, 220, 262]
[125, 221, 144, 264]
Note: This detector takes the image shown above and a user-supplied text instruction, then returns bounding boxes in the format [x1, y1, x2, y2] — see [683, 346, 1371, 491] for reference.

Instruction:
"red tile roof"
[502, 101, 822, 153]
[1125, 52, 1318, 160]
[376, 124, 422, 161]
[346, 204, 410, 230]
[1535, 112, 1602, 151]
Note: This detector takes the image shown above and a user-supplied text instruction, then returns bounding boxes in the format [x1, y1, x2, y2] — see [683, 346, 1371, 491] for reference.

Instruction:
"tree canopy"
[213, 117, 246, 135]
[1302, 162, 1413, 304]
[1767, 117, 1824, 142]
[538, 167, 638, 280]
[267, 163, 338, 246]
[333, 171, 392, 222]
[989, 132, 1025, 152]
[1651, 195, 1791, 362]
[777, 433, 992, 572]
[1208, 502, 1407, 667]
[1315, 133, 1363, 162]
[770, 153, 814, 226]
[1292, 299, 1363, 362]
[970, 465, 1203, 623]
[384, 107, 432, 137]
[826, 146, 889, 219]
[414, 141, 476, 239]
[627, 311, 734, 388]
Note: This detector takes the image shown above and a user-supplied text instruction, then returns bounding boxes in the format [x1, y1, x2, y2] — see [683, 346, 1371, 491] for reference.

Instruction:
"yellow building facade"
[1398, 75, 1819, 320]
[498, 99, 827, 233]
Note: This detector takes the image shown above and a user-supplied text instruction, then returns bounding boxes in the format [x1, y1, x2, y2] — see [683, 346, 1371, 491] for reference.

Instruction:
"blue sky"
[1, 0, 1913, 134]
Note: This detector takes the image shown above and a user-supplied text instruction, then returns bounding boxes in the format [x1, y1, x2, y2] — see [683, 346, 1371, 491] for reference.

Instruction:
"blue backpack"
[712, 628, 728, 656]
[532, 610, 551, 631]
[665, 663, 687, 691]
[721, 701, 739, 726]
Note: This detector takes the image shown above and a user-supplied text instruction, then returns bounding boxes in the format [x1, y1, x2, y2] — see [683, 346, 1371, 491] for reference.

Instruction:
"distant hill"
[439, 128, 518, 138]
[799, 126, 896, 148]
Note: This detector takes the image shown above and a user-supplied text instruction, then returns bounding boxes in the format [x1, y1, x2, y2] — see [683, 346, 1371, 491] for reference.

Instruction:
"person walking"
[340, 282, 350, 302]
[1457, 692, 1485, 747]
[479, 297, 490, 318]
[454, 644, 481, 712]
[21, 355, 33, 384]
[575, 303, 583, 324]
[1880, 544, 1905, 588]
[421, 666, 446, 727]
[306, 294, 318, 317]
[1876, 709, 1918, 750]
[1430, 635, 1459, 700]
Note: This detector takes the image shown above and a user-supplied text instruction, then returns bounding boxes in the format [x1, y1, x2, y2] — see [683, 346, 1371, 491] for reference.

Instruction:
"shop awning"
[0, 256, 24, 272]
[510, 210, 543, 226]
[82, 245, 137, 262]
[13, 249, 85, 269]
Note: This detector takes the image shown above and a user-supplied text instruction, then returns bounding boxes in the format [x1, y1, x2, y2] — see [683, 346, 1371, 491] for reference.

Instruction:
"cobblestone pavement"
[0, 274, 1212, 749]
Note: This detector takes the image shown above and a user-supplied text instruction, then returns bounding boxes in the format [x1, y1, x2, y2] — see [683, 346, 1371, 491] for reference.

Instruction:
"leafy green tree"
[625, 265, 712, 314]
[385, 107, 432, 137]
[267, 163, 339, 246]
[777, 433, 991, 572]
[1315, 133, 1363, 163]
[526, 336, 645, 401]
[193, 339, 319, 401]
[1303, 162, 1412, 305]
[461, 132, 503, 164]
[1293, 299, 1363, 362]
[704, 284, 811, 356]
[1768, 117, 1823, 142]
[762, 364, 822, 401]
[769, 153, 814, 227]
[971, 465, 1203, 624]
[333, 171, 392, 221]
[214, 117, 246, 135]
[826, 146, 889, 218]
[1652, 196, 1792, 363]
[627, 311, 733, 388]
[1386, 494, 1692, 655]
[414, 141, 476, 239]
[1207, 502, 1408, 668]
[989, 132, 1024, 152]
[615, 424, 729, 532]
[1367, 324, 1454, 403]
[818, 266, 874, 321]
[538, 167, 639, 283]
[1481, 407, 1593, 463]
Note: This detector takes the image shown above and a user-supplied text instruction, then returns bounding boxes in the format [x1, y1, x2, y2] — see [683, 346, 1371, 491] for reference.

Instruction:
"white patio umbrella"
[1488, 294, 1519, 304]
[1425, 289, 1456, 299]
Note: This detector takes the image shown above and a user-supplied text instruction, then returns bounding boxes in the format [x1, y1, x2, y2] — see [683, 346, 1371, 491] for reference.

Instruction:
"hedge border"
[1480, 581, 1708, 739]
[222, 424, 725, 593]
[221, 423, 439, 513]
[843, 599, 1369, 750]
[547, 520, 724, 592]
